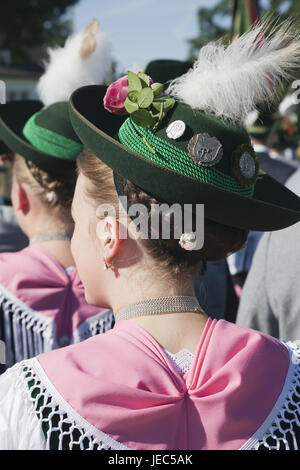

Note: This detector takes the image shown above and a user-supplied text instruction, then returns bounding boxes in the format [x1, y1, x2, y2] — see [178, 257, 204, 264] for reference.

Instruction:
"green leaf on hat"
[151, 99, 165, 111]
[124, 71, 175, 131]
[124, 97, 139, 114]
[128, 90, 139, 102]
[137, 72, 150, 87]
[137, 88, 154, 109]
[149, 109, 161, 118]
[163, 98, 175, 111]
[128, 71, 142, 92]
[151, 82, 164, 98]
[131, 109, 155, 128]
[158, 102, 164, 121]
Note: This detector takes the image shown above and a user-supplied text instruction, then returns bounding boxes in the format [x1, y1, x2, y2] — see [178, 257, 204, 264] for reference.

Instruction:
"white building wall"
[1, 77, 39, 102]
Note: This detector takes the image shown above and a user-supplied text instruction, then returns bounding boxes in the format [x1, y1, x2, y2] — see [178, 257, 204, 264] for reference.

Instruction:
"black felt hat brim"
[69, 85, 300, 232]
[0, 101, 76, 180]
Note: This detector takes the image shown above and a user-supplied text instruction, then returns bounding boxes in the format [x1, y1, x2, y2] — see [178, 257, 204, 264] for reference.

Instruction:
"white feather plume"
[279, 93, 299, 115]
[167, 18, 300, 123]
[37, 19, 112, 106]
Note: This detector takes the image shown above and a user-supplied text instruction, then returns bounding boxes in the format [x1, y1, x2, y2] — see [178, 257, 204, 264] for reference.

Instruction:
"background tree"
[0, 0, 80, 65]
[188, 0, 300, 60]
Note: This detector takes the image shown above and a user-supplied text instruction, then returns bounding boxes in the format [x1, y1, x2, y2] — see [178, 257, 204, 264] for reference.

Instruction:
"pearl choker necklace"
[115, 296, 204, 322]
[29, 230, 73, 245]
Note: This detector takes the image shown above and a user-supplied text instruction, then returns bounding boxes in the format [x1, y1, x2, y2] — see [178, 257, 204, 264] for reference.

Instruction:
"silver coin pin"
[188, 133, 223, 167]
[166, 120, 186, 139]
[239, 152, 256, 179]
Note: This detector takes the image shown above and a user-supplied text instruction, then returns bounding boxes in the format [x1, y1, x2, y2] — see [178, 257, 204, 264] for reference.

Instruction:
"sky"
[71, 0, 220, 74]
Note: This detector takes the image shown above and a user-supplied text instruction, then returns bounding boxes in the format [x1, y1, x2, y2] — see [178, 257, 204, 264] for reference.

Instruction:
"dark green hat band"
[23, 111, 83, 160]
[118, 118, 255, 198]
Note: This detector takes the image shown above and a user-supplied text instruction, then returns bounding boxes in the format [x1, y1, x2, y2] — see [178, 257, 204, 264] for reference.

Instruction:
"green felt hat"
[69, 84, 300, 232]
[0, 100, 83, 181]
[145, 59, 193, 84]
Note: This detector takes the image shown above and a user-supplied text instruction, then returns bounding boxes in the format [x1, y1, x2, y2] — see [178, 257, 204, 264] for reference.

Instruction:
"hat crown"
[34, 102, 82, 144]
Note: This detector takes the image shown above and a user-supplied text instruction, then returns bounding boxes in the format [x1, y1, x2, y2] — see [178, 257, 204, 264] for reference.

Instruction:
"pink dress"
[0, 244, 114, 368]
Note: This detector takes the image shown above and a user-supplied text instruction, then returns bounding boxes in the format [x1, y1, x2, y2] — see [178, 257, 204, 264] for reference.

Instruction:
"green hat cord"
[118, 117, 256, 197]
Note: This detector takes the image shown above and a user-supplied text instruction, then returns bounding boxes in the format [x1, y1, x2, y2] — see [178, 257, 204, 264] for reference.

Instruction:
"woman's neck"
[111, 274, 207, 355]
[129, 312, 208, 355]
[26, 220, 75, 270]
[34, 239, 75, 270]
[103, 260, 209, 354]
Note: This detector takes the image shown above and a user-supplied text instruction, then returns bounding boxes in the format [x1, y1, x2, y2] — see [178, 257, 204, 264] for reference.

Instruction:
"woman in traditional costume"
[0, 20, 114, 369]
[1, 19, 300, 450]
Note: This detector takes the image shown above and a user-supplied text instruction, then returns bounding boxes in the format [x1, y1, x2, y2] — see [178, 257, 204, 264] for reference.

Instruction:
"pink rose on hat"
[103, 73, 154, 115]
[103, 75, 129, 115]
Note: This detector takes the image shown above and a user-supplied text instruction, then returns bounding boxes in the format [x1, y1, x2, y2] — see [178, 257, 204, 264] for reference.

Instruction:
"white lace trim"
[0, 285, 55, 368]
[71, 309, 114, 344]
[240, 341, 300, 450]
[20, 358, 128, 450]
[164, 348, 195, 375]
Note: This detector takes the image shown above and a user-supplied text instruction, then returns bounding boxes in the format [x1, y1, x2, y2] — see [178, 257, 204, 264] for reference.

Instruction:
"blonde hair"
[13, 154, 75, 223]
[77, 150, 248, 277]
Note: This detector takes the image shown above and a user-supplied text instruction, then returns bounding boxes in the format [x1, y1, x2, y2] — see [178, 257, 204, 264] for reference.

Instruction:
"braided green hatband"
[23, 112, 83, 160]
[118, 119, 255, 198]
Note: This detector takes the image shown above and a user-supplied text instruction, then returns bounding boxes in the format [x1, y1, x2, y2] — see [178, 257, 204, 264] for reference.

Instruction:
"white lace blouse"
[0, 360, 47, 450]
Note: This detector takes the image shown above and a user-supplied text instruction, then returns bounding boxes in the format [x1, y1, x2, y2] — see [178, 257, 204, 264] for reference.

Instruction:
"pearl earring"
[103, 259, 114, 270]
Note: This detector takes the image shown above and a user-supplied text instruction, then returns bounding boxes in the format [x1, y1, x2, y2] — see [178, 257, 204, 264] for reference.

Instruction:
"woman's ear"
[14, 182, 30, 214]
[100, 216, 124, 265]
